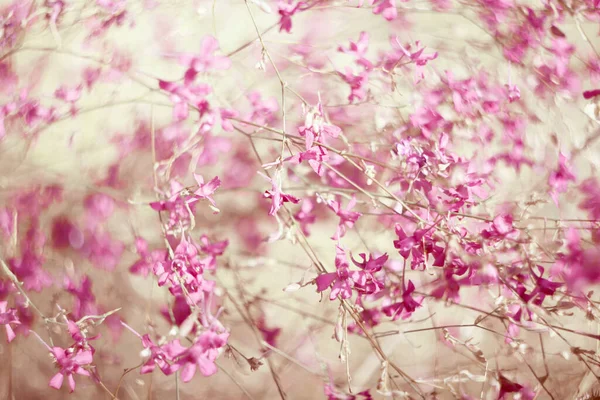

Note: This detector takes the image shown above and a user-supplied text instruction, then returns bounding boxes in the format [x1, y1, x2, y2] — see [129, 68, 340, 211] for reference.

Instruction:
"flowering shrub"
[0, 0, 600, 399]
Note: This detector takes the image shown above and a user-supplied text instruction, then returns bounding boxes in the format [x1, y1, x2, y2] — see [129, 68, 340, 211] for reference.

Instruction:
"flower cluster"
[0, 0, 600, 398]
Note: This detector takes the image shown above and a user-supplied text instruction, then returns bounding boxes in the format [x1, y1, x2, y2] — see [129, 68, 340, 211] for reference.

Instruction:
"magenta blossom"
[350, 252, 387, 294]
[394, 224, 445, 270]
[245, 91, 279, 126]
[360, 0, 398, 21]
[158, 79, 211, 122]
[293, 199, 317, 236]
[286, 145, 329, 176]
[382, 280, 423, 320]
[48, 346, 93, 393]
[260, 171, 300, 216]
[328, 196, 361, 239]
[277, 0, 308, 33]
[527, 266, 562, 304]
[64, 275, 99, 320]
[0, 301, 19, 342]
[256, 315, 281, 347]
[338, 31, 373, 70]
[139, 334, 175, 375]
[579, 178, 600, 220]
[298, 104, 342, 150]
[548, 152, 576, 205]
[338, 67, 369, 103]
[315, 246, 354, 300]
[555, 228, 600, 289]
[198, 234, 228, 271]
[191, 174, 221, 211]
[178, 35, 231, 84]
[129, 237, 169, 277]
[167, 329, 229, 381]
[481, 214, 519, 242]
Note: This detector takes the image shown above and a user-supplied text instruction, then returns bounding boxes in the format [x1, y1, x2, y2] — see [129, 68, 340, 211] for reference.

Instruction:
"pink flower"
[140, 334, 174, 375]
[159, 295, 193, 327]
[150, 180, 200, 230]
[8, 251, 53, 292]
[178, 35, 231, 84]
[409, 106, 447, 139]
[528, 266, 562, 303]
[0, 62, 18, 97]
[382, 280, 423, 320]
[533, 58, 580, 98]
[0, 301, 19, 342]
[191, 174, 221, 210]
[79, 228, 124, 271]
[64, 275, 99, 320]
[587, 56, 600, 84]
[155, 235, 201, 287]
[260, 172, 300, 216]
[96, 0, 126, 14]
[315, 246, 354, 300]
[372, 0, 397, 21]
[167, 330, 229, 381]
[430, 268, 463, 302]
[324, 382, 372, 400]
[54, 84, 82, 102]
[548, 152, 576, 205]
[429, 0, 452, 10]
[338, 31, 373, 70]
[286, 145, 329, 176]
[293, 199, 316, 236]
[298, 103, 341, 150]
[223, 149, 257, 189]
[350, 252, 387, 294]
[48, 346, 93, 393]
[579, 178, 600, 220]
[394, 224, 445, 270]
[338, 67, 369, 103]
[481, 214, 519, 241]
[256, 315, 281, 347]
[84, 193, 115, 228]
[82, 67, 102, 90]
[18, 98, 57, 127]
[245, 91, 279, 126]
[54, 84, 82, 115]
[443, 71, 480, 116]
[387, 38, 438, 84]
[67, 320, 99, 355]
[198, 234, 228, 270]
[196, 132, 232, 167]
[551, 37, 575, 59]
[351, 252, 388, 272]
[158, 79, 212, 122]
[505, 83, 521, 102]
[556, 228, 600, 289]
[328, 195, 361, 239]
[218, 108, 238, 132]
[277, 0, 308, 33]
[129, 237, 169, 277]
